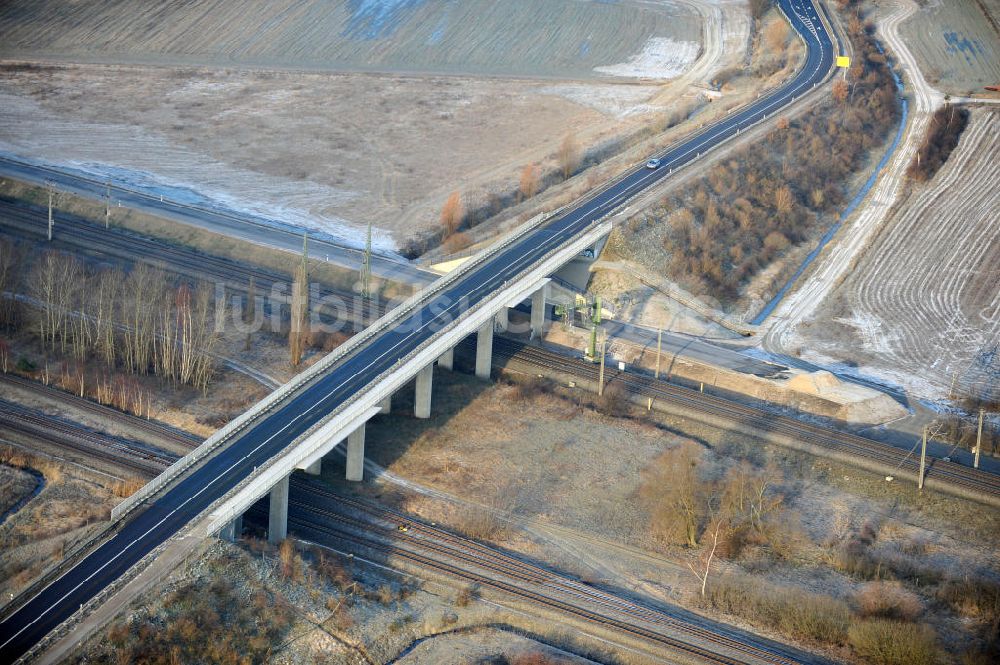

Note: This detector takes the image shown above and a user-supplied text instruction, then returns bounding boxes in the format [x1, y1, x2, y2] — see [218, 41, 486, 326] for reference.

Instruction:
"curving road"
[0, 1, 835, 661]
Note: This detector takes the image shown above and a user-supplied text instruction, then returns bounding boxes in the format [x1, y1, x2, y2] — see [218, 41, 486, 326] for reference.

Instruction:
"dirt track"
[760, 1, 940, 355]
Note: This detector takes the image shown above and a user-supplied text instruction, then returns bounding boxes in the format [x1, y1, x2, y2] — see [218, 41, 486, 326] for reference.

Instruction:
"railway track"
[0, 398, 175, 478]
[0, 387, 817, 664]
[0, 199, 389, 324]
[252, 480, 825, 665]
[4, 198, 997, 504]
[293, 479, 820, 663]
[489, 338, 1000, 505]
[0, 373, 199, 452]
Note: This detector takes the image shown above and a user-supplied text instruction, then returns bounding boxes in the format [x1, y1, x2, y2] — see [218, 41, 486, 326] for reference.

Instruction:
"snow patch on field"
[0, 91, 398, 253]
[538, 84, 660, 119]
[593, 37, 700, 79]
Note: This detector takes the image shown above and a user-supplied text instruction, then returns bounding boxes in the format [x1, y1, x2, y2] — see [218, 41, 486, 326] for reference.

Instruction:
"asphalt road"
[0, 1, 833, 659]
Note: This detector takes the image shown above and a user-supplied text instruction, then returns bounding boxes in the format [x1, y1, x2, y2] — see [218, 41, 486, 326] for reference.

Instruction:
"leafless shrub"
[310, 547, 354, 592]
[848, 619, 941, 665]
[936, 576, 1000, 623]
[854, 581, 924, 621]
[375, 584, 395, 605]
[440, 191, 464, 237]
[701, 574, 851, 645]
[595, 381, 630, 418]
[909, 106, 971, 182]
[454, 583, 479, 607]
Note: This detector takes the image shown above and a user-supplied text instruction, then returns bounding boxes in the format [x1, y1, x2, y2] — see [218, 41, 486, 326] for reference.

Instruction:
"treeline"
[620, 17, 900, 302]
[406, 101, 704, 258]
[0, 239, 218, 391]
[908, 105, 970, 182]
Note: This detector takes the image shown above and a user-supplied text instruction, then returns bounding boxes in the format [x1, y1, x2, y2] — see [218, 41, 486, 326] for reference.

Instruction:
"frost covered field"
[899, 0, 1000, 95]
[794, 110, 1000, 402]
[0, 0, 724, 250]
[0, 0, 701, 80]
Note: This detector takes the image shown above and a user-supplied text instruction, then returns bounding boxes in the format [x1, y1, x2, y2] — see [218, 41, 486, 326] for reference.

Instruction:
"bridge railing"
[110, 194, 578, 523]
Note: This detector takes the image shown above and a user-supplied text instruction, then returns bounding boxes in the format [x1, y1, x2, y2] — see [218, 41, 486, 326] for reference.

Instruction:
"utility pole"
[597, 332, 607, 397]
[918, 426, 928, 490]
[975, 409, 984, 469]
[105, 180, 111, 229]
[361, 221, 372, 298]
[46, 181, 55, 241]
[654, 328, 663, 380]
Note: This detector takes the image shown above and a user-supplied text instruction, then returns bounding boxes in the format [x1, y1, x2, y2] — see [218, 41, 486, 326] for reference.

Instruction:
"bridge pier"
[415, 364, 434, 419]
[379, 395, 391, 414]
[346, 424, 366, 481]
[268, 476, 289, 544]
[303, 459, 322, 475]
[476, 319, 494, 379]
[495, 308, 509, 332]
[438, 347, 454, 371]
[219, 513, 242, 542]
[530, 283, 549, 340]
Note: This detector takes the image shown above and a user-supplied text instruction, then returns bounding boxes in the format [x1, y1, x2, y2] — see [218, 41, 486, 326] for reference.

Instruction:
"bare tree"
[774, 185, 794, 214]
[440, 191, 463, 238]
[688, 517, 723, 596]
[244, 277, 256, 352]
[92, 268, 121, 367]
[641, 444, 709, 547]
[764, 19, 789, 53]
[29, 251, 82, 354]
[519, 164, 539, 201]
[0, 238, 24, 328]
[289, 263, 308, 367]
[121, 265, 163, 375]
[558, 133, 580, 180]
[832, 79, 849, 104]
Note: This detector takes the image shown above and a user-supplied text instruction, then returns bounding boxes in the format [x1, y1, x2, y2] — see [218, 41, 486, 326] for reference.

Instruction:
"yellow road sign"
[836, 55, 851, 68]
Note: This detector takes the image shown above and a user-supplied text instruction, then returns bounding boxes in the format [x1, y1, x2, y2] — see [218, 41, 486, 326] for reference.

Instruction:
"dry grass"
[0, 444, 62, 484]
[830, 521, 945, 585]
[936, 577, 1000, 624]
[103, 576, 294, 665]
[110, 476, 145, 498]
[701, 574, 851, 645]
[0, 463, 38, 515]
[847, 619, 941, 665]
